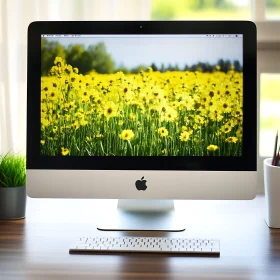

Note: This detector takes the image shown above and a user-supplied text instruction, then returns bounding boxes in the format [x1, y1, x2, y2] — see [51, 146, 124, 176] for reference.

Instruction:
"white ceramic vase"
[264, 158, 280, 228]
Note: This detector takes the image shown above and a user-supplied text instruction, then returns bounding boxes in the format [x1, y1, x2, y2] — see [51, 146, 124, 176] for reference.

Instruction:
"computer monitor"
[27, 21, 257, 231]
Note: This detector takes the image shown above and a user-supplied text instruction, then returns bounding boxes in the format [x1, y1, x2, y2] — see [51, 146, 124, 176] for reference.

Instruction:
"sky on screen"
[46, 36, 243, 69]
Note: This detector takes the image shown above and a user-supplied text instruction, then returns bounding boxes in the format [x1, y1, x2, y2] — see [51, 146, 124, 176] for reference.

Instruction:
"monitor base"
[97, 199, 186, 232]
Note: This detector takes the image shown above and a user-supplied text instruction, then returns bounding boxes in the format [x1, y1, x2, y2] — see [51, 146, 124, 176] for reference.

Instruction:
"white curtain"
[0, 0, 151, 154]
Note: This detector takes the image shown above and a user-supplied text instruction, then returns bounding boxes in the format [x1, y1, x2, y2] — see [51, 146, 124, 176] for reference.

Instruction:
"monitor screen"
[40, 34, 243, 157]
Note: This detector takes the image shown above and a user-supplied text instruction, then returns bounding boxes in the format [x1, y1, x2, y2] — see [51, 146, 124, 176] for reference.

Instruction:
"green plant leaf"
[0, 153, 26, 188]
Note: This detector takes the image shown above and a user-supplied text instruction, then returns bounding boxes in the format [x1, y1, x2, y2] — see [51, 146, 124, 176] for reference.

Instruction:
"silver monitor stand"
[97, 199, 186, 232]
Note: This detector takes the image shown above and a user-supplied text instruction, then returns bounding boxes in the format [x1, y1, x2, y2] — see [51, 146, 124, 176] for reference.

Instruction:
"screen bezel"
[27, 21, 257, 171]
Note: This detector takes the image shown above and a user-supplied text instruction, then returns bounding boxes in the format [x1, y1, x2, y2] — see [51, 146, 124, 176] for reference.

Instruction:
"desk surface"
[0, 195, 279, 280]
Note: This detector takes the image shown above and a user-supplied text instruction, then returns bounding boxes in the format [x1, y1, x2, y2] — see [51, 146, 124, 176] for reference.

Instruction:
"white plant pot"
[264, 158, 280, 228]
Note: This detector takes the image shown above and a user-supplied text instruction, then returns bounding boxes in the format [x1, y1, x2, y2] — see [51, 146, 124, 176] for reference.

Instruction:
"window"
[266, 0, 280, 20]
[151, 0, 280, 23]
[152, 0, 251, 20]
[260, 74, 280, 157]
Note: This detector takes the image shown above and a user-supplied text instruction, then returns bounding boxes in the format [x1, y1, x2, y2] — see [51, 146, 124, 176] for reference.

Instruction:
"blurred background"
[0, 0, 279, 192]
[151, 0, 280, 20]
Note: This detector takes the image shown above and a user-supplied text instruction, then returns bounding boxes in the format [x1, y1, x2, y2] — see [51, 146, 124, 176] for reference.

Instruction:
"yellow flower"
[73, 120, 80, 130]
[179, 131, 190, 142]
[219, 99, 232, 113]
[236, 128, 243, 139]
[80, 119, 88, 126]
[158, 127, 168, 137]
[53, 126, 58, 134]
[65, 64, 72, 74]
[209, 111, 223, 122]
[54, 57, 64, 67]
[61, 147, 69, 156]
[161, 107, 177, 122]
[95, 133, 104, 139]
[103, 102, 117, 119]
[49, 91, 58, 101]
[129, 113, 136, 121]
[182, 126, 187, 132]
[166, 110, 177, 121]
[41, 118, 50, 127]
[207, 145, 219, 152]
[195, 115, 205, 125]
[225, 137, 238, 143]
[162, 149, 167, 154]
[220, 124, 232, 134]
[119, 130, 134, 140]
[40, 140, 45, 145]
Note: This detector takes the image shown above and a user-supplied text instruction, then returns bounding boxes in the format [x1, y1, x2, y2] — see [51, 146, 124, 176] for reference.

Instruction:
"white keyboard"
[69, 237, 220, 256]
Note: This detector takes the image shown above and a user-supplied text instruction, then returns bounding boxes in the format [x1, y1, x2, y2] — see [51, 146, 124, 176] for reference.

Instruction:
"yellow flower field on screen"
[40, 57, 243, 156]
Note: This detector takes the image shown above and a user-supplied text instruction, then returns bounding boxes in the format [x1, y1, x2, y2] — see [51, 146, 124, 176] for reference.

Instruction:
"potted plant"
[0, 153, 26, 219]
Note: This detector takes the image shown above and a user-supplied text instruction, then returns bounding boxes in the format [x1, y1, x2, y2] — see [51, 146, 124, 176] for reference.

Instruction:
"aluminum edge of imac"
[26, 21, 257, 231]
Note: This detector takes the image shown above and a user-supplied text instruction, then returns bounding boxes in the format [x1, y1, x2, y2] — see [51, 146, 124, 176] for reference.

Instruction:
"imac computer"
[27, 21, 257, 231]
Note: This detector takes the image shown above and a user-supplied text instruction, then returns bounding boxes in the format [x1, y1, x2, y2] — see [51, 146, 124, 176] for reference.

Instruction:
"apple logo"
[135, 176, 148, 191]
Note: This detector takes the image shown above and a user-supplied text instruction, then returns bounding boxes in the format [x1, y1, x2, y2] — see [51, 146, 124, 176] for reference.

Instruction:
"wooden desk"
[0, 195, 280, 280]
